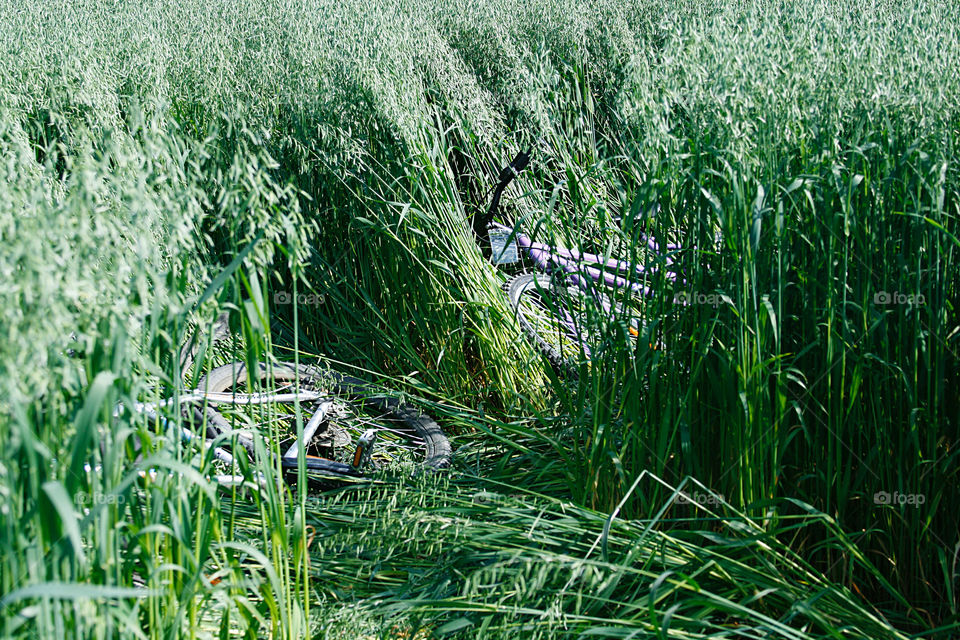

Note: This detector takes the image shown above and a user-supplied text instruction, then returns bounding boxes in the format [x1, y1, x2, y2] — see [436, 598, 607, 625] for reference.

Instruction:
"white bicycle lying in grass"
[115, 318, 451, 491]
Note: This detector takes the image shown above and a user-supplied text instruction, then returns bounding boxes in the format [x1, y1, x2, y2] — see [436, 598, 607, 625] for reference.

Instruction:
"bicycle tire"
[178, 311, 231, 377]
[505, 272, 660, 377]
[504, 272, 599, 381]
[195, 361, 451, 478]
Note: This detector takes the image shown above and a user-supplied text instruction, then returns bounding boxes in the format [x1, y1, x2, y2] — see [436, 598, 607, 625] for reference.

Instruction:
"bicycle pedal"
[352, 429, 377, 470]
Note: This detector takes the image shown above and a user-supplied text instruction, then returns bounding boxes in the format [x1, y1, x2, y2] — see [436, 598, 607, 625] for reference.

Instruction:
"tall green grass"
[0, 0, 957, 636]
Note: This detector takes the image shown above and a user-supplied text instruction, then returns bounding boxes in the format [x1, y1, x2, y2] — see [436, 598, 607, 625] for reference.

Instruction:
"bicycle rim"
[194, 362, 450, 481]
[505, 272, 600, 377]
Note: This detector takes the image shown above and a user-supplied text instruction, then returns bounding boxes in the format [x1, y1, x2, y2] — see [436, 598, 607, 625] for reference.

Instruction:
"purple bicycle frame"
[492, 221, 681, 355]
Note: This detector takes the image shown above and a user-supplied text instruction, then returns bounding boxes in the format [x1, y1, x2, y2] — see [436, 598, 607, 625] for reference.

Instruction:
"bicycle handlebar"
[498, 149, 530, 181]
[475, 150, 531, 245]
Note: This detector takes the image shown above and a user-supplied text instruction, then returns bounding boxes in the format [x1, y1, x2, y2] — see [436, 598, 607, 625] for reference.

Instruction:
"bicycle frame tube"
[489, 221, 677, 296]
[480, 150, 680, 295]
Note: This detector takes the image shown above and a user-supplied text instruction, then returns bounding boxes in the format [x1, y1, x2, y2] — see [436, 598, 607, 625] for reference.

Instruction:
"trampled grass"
[0, 0, 958, 637]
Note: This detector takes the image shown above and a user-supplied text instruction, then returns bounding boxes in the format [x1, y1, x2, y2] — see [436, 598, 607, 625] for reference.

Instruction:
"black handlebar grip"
[497, 149, 531, 183]
[511, 149, 530, 172]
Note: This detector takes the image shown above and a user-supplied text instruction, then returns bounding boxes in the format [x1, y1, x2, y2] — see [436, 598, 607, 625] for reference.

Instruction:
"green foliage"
[0, 0, 958, 637]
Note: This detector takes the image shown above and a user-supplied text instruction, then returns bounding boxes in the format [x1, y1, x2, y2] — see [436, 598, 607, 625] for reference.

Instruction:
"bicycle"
[115, 318, 451, 491]
[476, 151, 681, 379]
[192, 359, 451, 482]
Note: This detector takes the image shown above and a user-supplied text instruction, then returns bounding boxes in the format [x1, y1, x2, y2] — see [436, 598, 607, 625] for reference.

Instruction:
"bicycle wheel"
[194, 361, 451, 481]
[178, 311, 231, 380]
[504, 272, 602, 380]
